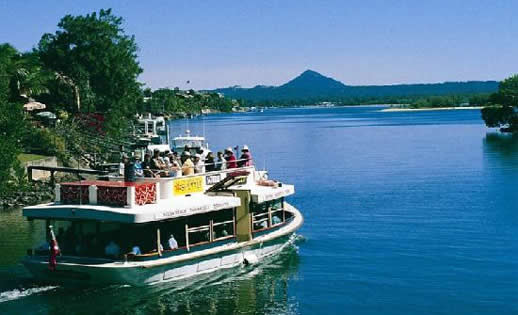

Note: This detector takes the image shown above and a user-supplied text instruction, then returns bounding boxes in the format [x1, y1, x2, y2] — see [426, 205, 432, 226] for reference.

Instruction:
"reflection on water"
[0, 245, 300, 315]
[483, 132, 518, 159]
[0, 208, 45, 266]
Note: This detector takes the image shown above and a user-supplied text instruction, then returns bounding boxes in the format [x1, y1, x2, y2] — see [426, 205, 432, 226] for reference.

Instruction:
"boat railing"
[137, 157, 253, 178]
[53, 164, 258, 207]
[56, 180, 158, 208]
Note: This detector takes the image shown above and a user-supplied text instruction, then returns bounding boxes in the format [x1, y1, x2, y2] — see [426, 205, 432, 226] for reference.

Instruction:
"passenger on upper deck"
[194, 154, 205, 173]
[205, 152, 216, 172]
[225, 147, 237, 169]
[216, 151, 226, 171]
[167, 152, 181, 177]
[199, 147, 210, 160]
[181, 151, 195, 176]
[151, 149, 166, 171]
[171, 151, 181, 166]
[122, 154, 136, 182]
[238, 145, 253, 167]
[142, 153, 154, 177]
[134, 155, 144, 177]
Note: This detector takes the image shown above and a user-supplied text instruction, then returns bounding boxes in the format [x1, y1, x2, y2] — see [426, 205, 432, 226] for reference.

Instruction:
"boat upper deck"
[23, 166, 295, 223]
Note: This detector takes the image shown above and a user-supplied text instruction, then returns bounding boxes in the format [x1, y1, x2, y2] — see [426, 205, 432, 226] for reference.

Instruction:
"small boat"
[171, 129, 209, 154]
[22, 164, 303, 286]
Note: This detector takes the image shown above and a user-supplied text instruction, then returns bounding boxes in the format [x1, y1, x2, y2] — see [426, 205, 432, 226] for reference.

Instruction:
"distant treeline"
[238, 93, 492, 108]
[215, 70, 499, 107]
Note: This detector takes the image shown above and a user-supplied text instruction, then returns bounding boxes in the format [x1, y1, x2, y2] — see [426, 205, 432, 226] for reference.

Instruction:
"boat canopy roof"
[231, 184, 295, 203]
[147, 144, 171, 152]
[23, 194, 240, 224]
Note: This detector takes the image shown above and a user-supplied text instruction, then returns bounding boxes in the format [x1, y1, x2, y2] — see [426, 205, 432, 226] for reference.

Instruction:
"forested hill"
[212, 70, 499, 104]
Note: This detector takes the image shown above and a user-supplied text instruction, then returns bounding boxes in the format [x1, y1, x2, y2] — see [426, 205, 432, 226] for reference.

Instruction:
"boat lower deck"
[23, 204, 303, 286]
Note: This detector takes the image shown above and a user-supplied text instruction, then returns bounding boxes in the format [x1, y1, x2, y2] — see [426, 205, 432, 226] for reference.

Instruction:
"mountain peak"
[280, 70, 347, 90]
[300, 69, 322, 76]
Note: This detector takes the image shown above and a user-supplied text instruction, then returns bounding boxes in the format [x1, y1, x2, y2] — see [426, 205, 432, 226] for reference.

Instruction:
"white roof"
[148, 144, 171, 152]
[23, 194, 241, 224]
[173, 136, 206, 141]
[231, 184, 295, 203]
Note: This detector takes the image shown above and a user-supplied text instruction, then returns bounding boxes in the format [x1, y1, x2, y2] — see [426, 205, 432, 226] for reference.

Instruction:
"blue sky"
[0, 0, 516, 90]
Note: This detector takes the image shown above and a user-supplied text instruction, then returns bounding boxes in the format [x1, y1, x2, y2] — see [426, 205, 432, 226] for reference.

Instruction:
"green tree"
[0, 100, 26, 197]
[37, 9, 143, 115]
[481, 75, 518, 132]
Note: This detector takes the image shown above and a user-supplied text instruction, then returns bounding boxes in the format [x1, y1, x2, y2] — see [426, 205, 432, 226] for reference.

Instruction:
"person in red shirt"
[238, 145, 253, 167]
[225, 147, 237, 168]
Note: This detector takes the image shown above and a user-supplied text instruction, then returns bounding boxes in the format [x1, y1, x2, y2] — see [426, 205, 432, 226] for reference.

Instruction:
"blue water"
[1, 106, 517, 314]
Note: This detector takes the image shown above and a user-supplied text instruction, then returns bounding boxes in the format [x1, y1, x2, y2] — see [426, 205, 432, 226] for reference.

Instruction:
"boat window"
[270, 197, 285, 227]
[251, 198, 286, 232]
[252, 202, 270, 232]
[157, 218, 187, 251]
[185, 208, 235, 249]
[213, 208, 235, 241]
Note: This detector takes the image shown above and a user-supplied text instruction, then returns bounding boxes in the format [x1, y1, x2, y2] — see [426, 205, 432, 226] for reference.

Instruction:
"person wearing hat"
[224, 147, 237, 169]
[181, 151, 194, 175]
[193, 153, 205, 174]
[238, 145, 253, 167]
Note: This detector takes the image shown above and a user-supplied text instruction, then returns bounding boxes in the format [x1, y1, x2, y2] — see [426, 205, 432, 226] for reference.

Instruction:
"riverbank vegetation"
[481, 74, 518, 133]
[0, 9, 240, 203]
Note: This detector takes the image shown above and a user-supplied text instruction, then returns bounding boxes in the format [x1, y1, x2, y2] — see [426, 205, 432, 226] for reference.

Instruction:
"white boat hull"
[23, 204, 303, 286]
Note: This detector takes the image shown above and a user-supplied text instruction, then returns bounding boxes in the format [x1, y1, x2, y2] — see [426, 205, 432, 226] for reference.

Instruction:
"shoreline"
[380, 106, 483, 112]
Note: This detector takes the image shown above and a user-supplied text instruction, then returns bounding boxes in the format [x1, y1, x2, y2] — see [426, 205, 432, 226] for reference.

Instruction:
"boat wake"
[0, 285, 58, 303]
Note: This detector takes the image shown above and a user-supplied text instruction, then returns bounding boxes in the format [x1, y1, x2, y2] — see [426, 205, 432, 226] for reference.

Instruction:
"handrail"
[135, 158, 254, 178]
[187, 225, 210, 233]
[213, 219, 233, 227]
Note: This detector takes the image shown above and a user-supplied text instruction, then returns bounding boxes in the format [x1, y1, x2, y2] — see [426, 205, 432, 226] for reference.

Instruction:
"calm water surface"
[1, 106, 517, 314]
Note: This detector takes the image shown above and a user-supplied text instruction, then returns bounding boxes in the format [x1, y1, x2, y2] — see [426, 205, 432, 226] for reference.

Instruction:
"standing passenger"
[225, 147, 237, 169]
[205, 152, 216, 172]
[194, 154, 205, 173]
[238, 145, 253, 167]
[216, 151, 226, 171]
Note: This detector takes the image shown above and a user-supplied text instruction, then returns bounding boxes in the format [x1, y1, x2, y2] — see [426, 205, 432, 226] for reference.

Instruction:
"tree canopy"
[481, 74, 518, 132]
[37, 8, 143, 115]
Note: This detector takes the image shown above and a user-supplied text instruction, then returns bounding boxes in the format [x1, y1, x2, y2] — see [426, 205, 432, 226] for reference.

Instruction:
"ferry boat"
[22, 164, 303, 286]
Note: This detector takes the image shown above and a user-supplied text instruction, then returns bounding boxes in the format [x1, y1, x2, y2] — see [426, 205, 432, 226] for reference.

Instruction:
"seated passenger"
[181, 151, 194, 175]
[194, 154, 205, 173]
[105, 240, 120, 258]
[134, 156, 144, 177]
[141, 153, 155, 177]
[168, 234, 178, 250]
[219, 223, 229, 237]
[131, 245, 141, 255]
[151, 149, 167, 176]
[224, 147, 237, 169]
[272, 215, 282, 225]
[167, 152, 181, 177]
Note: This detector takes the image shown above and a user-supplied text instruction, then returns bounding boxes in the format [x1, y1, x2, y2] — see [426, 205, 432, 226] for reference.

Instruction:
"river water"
[1, 106, 517, 314]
